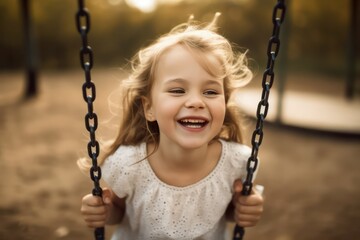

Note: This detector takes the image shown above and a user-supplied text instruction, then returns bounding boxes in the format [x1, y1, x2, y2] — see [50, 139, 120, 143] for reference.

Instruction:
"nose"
[184, 92, 205, 109]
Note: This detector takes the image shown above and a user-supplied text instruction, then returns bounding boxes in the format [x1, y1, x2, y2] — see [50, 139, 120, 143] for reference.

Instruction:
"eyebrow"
[164, 78, 186, 84]
[164, 78, 223, 87]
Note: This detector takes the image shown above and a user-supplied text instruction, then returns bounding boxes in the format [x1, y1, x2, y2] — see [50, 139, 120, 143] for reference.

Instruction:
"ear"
[141, 97, 156, 122]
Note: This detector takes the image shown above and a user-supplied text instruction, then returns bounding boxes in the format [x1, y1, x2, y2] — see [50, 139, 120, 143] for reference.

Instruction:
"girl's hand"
[80, 188, 113, 228]
[232, 179, 264, 227]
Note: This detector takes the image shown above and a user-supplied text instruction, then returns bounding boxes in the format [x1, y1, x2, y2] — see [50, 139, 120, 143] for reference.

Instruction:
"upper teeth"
[180, 119, 205, 123]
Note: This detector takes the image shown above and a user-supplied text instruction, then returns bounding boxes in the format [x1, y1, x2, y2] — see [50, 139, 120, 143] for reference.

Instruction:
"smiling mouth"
[178, 119, 209, 129]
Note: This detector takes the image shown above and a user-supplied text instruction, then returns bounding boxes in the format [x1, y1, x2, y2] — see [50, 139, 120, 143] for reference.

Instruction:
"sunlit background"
[0, 0, 359, 240]
[1, 0, 357, 74]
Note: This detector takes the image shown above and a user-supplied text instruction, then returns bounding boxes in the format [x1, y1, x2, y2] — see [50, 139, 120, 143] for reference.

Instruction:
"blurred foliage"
[0, 0, 358, 76]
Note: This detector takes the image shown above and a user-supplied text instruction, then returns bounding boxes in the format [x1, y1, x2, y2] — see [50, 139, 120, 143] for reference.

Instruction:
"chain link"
[233, 1, 286, 239]
[76, 0, 104, 239]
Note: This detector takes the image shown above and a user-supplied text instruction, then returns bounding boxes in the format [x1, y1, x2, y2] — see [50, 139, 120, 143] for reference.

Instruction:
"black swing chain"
[233, 1, 286, 240]
[76, 0, 104, 239]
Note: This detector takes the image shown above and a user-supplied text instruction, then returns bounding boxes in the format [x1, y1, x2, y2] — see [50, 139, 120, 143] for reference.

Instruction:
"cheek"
[212, 98, 226, 119]
[153, 97, 178, 120]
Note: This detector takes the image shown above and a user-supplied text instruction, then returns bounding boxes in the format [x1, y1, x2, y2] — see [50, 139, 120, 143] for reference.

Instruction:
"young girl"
[80, 13, 264, 240]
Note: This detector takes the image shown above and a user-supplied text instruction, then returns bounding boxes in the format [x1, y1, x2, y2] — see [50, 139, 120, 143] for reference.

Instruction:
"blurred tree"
[290, 0, 349, 75]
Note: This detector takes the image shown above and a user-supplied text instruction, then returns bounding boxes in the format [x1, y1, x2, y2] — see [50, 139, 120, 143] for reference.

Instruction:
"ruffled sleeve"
[221, 140, 259, 189]
[101, 144, 140, 199]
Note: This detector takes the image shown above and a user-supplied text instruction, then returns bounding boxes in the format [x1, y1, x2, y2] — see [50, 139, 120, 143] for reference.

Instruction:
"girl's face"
[143, 44, 226, 150]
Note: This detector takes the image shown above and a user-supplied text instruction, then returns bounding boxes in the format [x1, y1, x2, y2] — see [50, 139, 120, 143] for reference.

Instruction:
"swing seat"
[236, 89, 360, 136]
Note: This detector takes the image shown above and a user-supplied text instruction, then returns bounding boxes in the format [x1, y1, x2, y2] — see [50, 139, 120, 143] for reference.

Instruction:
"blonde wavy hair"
[78, 13, 252, 172]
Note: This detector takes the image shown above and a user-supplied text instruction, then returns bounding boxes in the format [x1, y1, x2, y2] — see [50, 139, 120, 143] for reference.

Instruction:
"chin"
[177, 139, 211, 150]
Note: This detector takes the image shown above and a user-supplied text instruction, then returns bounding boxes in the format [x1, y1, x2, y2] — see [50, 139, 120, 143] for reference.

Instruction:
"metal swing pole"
[20, 0, 38, 98]
[75, 0, 104, 239]
[232, 1, 286, 239]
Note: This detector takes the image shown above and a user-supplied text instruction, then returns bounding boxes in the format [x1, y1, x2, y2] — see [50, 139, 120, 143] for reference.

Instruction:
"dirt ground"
[0, 70, 359, 240]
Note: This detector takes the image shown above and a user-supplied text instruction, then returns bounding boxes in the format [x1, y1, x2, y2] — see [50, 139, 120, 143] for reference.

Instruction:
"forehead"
[155, 44, 223, 80]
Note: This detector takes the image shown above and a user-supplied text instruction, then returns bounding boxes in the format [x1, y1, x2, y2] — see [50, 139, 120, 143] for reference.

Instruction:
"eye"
[168, 88, 185, 94]
[203, 89, 219, 96]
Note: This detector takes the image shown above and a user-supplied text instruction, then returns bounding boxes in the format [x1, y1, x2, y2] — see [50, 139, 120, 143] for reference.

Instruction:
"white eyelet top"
[102, 139, 255, 240]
